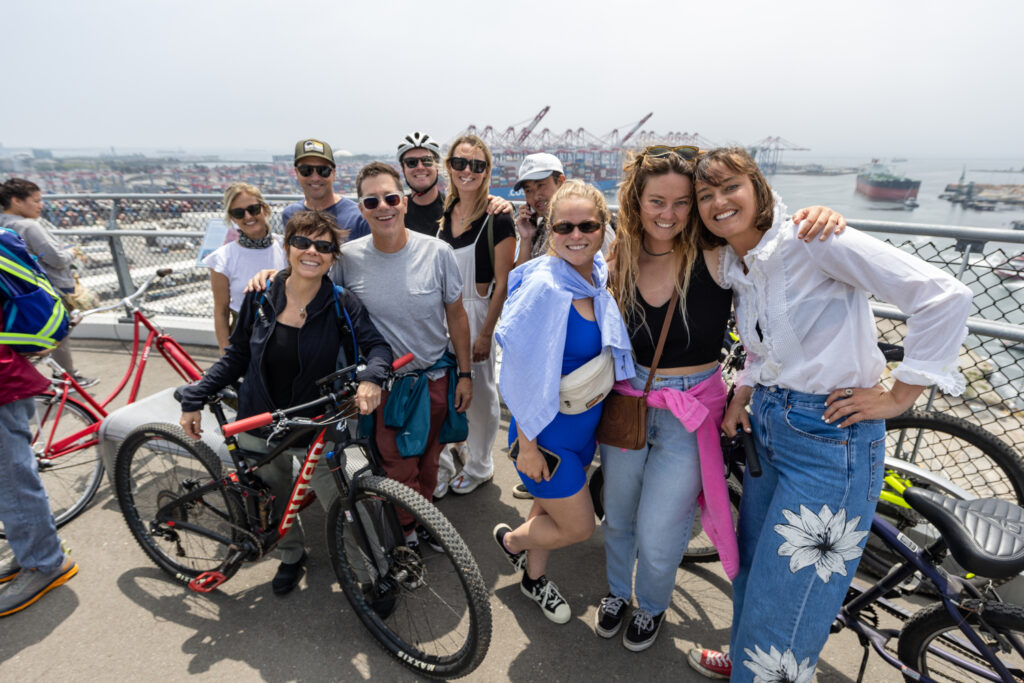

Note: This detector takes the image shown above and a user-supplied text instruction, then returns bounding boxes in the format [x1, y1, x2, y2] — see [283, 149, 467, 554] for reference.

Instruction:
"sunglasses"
[448, 156, 488, 174]
[359, 193, 403, 210]
[296, 164, 334, 178]
[227, 203, 264, 220]
[402, 156, 436, 169]
[641, 145, 700, 161]
[550, 220, 604, 235]
[288, 234, 336, 254]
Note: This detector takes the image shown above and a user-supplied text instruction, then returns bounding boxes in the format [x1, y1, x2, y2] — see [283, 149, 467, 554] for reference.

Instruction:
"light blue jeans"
[600, 364, 718, 614]
[0, 397, 64, 572]
[729, 385, 885, 682]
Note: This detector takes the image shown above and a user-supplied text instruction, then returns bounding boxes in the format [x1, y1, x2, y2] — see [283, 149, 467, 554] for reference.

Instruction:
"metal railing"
[42, 194, 1024, 454]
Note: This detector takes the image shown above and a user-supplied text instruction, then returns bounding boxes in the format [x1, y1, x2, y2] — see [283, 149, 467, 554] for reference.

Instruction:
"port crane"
[749, 136, 810, 174]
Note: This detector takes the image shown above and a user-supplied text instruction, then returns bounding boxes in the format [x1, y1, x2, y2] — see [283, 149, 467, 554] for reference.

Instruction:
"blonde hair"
[544, 180, 611, 256]
[223, 182, 270, 228]
[442, 134, 492, 231]
[610, 149, 715, 337]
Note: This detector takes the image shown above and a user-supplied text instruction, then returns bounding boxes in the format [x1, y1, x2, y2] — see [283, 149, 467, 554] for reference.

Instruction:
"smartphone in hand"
[509, 441, 561, 478]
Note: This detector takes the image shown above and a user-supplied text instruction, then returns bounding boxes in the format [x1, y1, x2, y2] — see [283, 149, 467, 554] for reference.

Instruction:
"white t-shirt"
[202, 236, 287, 312]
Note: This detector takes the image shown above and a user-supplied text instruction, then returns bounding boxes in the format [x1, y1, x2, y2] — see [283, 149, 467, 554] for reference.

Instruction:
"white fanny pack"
[559, 347, 615, 415]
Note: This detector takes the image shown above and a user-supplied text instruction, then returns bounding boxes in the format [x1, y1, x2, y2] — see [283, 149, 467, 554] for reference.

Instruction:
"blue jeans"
[600, 364, 718, 614]
[729, 385, 885, 682]
[0, 397, 64, 572]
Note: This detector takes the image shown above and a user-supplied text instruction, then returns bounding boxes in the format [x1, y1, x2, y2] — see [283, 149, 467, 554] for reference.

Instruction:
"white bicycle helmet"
[397, 132, 442, 163]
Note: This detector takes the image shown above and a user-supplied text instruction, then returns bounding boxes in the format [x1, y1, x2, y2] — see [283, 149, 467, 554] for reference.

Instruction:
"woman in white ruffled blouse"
[686, 147, 973, 683]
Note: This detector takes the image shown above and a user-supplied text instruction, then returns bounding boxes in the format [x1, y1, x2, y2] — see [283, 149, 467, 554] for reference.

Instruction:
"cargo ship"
[855, 160, 921, 201]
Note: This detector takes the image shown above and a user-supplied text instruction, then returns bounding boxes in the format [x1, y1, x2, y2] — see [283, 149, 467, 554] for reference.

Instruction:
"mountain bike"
[0, 268, 204, 540]
[113, 355, 492, 679]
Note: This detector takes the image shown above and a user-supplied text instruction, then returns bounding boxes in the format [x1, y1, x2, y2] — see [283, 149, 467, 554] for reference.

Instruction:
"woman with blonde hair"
[596, 146, 845, 652]
[434, 135, 516, 496]
[203, 182, 286, 354]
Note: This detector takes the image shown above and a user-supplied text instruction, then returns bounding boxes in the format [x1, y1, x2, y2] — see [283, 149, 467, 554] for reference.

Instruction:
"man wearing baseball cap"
[282, 138, 370, 240]
[513, 152, 614, 266]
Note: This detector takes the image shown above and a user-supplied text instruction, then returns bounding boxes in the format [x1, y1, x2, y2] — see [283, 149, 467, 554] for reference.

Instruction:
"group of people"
[0, 135, 973, 683]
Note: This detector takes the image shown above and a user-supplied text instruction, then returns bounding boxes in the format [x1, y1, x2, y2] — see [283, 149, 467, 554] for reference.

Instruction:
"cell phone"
[509, 441, 561, 478]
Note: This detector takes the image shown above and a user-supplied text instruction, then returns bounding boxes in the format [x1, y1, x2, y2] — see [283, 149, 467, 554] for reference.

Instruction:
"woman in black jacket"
[179, 210, 392, 595]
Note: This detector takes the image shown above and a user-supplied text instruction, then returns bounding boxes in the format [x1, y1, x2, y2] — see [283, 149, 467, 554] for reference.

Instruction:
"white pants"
[439, 294, 499, 482]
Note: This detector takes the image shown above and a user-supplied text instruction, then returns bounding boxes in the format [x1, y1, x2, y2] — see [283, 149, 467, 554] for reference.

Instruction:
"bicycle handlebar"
[221, 353, 417, 438]
[72, 268, 175, 320]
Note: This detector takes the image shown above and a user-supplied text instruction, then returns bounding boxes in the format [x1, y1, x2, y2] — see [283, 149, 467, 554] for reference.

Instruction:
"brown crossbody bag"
[595, 282, 680, 450]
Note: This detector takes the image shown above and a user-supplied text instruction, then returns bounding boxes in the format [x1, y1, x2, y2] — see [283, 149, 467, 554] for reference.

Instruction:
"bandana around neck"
[237, 232, 273, 249]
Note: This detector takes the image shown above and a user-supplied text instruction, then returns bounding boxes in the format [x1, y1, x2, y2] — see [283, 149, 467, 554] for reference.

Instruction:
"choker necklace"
[237, 232, 273, 249]
[641, 237, 674, 257]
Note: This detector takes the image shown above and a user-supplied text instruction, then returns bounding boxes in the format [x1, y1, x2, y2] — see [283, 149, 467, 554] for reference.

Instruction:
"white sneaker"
[449, 471, 491, 495]
[434, 472, 453, 499]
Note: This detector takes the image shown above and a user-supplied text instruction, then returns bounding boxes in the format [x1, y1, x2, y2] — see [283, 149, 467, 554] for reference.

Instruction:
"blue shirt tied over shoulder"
[496, 252, 634, 441]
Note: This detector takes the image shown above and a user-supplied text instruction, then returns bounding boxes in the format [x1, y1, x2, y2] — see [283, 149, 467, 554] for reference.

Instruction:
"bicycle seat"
[904, 487, 1024, 579]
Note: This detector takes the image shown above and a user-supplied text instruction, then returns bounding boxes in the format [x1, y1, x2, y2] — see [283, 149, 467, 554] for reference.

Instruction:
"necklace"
[641, 236, 674, 257]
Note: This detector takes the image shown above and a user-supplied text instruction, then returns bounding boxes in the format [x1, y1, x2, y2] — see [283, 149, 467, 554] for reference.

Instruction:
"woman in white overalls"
[435, 134, 517, 497]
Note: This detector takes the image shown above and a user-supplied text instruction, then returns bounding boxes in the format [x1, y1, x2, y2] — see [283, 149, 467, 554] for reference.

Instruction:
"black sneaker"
[623, 609, 665, 651]
[520, 574, 571, 624]
[493, 523, 526, 571]
[417, 526, 444, 553]
[595, 594, 629, 638]
[271, 551, 306, 596]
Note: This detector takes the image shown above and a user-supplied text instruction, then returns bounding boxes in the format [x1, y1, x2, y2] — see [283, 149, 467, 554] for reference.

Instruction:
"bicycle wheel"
[115, 423, 245, 584]
[897, 600, 1024, 682]
[0, 393, 103, 539]
[326, 473, 491, 679]
[682, 479, 742, 564]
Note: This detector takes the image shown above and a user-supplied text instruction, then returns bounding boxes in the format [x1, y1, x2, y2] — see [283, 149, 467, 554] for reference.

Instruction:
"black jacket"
[180, 274, 392, 418]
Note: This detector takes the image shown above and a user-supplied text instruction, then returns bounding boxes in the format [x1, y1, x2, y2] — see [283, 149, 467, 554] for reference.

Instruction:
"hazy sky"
[4, 0, 1021, 159]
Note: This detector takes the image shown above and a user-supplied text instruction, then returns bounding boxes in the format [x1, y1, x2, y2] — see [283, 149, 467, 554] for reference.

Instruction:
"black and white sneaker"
[417, 525, 444, 553]
[521, 574, 571, 624]
[595, 594, 629, 638]
[623, 609, 665, 651]
[493, 523, 526, 571]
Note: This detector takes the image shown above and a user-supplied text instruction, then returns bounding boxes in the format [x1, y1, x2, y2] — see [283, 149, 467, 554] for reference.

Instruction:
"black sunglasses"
[288, 234, 336, 254]
[296, 164, 334, 178]
[641, 145, 700, 161]
[402, 156, 436, 169]
[448, 156, 488, 174]
[227, 203, 263, 219]
[359, 193, 402, 210]
[550, 220, 604, 235]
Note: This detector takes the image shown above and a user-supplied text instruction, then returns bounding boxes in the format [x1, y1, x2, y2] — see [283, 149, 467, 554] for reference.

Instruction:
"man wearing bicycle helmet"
[397, 131, 513, 236]
[282, 138, 370, 240]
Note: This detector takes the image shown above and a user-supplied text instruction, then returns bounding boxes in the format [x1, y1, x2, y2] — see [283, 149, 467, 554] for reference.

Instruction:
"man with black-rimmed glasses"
[281, 138, 370, 240]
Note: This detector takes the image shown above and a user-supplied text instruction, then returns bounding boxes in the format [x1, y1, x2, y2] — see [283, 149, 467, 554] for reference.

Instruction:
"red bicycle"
[0, 269, 204, 539]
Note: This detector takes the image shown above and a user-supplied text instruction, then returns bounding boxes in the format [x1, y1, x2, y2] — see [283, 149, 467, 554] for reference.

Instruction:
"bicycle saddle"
[904, 487, 1024, 579]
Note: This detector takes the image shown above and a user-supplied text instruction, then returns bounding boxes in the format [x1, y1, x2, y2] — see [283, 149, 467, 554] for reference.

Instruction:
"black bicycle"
[114, 355, 491, 679]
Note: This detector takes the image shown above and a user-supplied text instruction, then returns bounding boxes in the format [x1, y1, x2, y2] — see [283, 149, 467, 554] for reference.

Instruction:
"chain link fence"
[46, 196, 1024, 455]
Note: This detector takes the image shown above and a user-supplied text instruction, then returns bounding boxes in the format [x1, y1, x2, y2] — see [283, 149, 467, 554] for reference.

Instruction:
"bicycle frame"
[838, 513, 1023, 682]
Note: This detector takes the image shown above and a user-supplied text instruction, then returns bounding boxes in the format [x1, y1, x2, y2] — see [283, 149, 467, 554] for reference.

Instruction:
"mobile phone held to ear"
[509, 441, 561, 478]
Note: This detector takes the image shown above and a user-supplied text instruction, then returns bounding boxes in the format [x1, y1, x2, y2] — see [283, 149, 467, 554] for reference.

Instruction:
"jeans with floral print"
[729, 385, 885, 683]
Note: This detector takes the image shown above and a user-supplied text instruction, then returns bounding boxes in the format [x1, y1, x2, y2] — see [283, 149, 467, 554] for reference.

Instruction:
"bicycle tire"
[0, 394, 103, 540]
[326, 473, 491, 679]
[115, 423, 246, 584]
[897, 599, 1024, 682]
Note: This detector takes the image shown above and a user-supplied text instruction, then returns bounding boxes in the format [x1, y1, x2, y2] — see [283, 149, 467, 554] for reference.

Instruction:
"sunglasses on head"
[641, 145, 700, 161]
[288, 234, 336, 254]
[448, 156, 488, 174]
[550, 220, 604, 235]
[296, 164, 334, 178]
[402, 156, 436, 169]
[359, 193, 403, 210]
[227, 203, 264, 219]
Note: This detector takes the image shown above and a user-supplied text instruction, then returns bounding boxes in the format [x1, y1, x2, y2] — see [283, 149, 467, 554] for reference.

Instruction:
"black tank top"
[626, 253, 733, 368]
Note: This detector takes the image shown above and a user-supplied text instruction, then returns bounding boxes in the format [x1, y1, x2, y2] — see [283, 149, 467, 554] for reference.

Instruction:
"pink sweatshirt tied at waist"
[608, 371, 739, 580]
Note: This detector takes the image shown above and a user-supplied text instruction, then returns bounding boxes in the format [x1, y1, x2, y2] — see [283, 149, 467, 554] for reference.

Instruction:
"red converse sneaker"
[688, 648, 731, 679]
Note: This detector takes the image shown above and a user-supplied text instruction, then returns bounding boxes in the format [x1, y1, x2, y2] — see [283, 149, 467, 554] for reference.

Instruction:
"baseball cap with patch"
[514, 153, 564, 191]
[294, 138, 335, 166]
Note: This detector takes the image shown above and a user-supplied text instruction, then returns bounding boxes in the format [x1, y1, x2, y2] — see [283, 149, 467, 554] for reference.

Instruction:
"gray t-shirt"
[334, 230, 462, 374]
[0, 214, 76, 290]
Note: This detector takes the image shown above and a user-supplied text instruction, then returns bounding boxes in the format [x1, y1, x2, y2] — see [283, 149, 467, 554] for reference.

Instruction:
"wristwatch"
[457, 371, 473, 380]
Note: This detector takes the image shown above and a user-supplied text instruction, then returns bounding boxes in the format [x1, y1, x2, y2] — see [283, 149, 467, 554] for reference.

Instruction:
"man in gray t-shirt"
[335, 162, 472, 523]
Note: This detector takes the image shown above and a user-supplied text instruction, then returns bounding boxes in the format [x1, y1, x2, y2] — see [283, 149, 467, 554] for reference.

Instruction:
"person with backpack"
[0, 178, 96, 387]
[434, 135, 517, 498]
[0, 229, 78, 618]
[179, 210, 392, 596]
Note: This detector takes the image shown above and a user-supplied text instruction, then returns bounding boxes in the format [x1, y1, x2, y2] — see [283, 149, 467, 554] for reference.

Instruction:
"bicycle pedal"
[189, 571, 227, 593]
